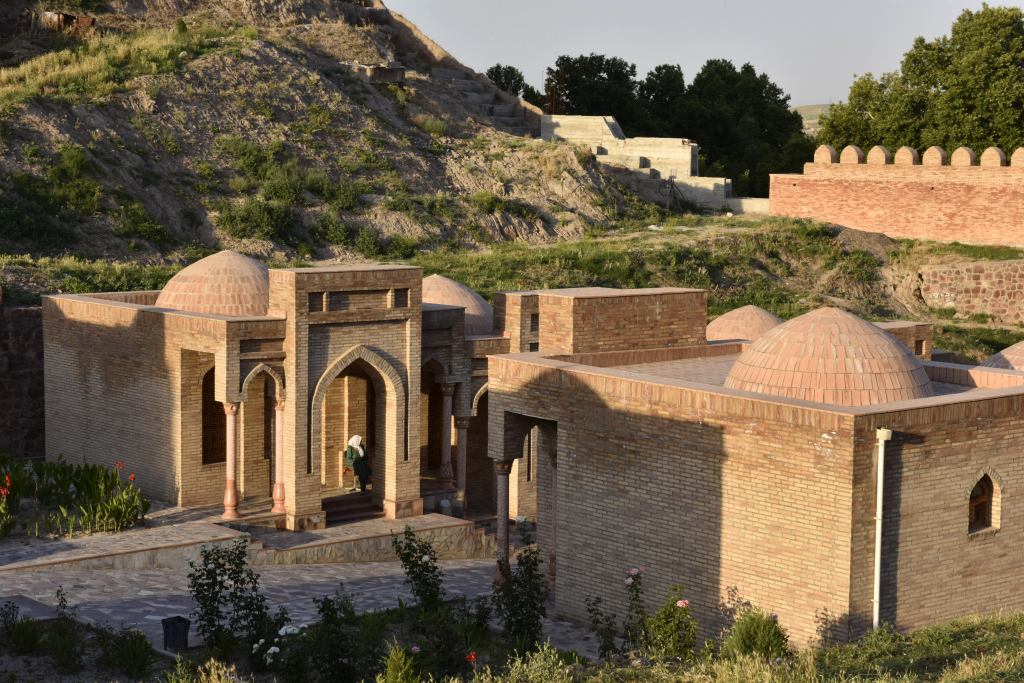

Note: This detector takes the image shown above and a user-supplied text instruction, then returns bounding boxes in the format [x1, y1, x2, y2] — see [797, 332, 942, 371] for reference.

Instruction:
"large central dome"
[155, 251, 270, 317]
[422, 275, 493, 335]
[724, 307, 935, 407]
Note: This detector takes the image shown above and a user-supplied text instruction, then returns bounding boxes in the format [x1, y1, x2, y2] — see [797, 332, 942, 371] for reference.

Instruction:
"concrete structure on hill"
[770, 144, 1024, 245]
[540, 114, 769, 212]
[41, 256, 1024, 646]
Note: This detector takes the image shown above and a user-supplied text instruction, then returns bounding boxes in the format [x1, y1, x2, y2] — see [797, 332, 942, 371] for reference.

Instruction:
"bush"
[380, 640, 418, 683]
[309, 212, 351, 246]
[187, 536, 267, 644]
[8, 615, 45, 654]
[384, 235, 419, 260]
[493, 519, 548, 650]
[648, 585, 698, 659]
[468, 191, 539, 222]
[215, 198, 294, 240]
[720, 605, 790, 661]
[390, 526, 445, 610]
[98, 624, 155, 678]
[46, 587, 84, 672]
[420, 117, 448, 137]
[354, 227, 381, 258]
[113, 200, 176, 248]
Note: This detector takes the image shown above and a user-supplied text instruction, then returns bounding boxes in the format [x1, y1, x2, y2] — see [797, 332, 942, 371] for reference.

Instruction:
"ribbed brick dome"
[724, 307, 935, 406]
[980, 341, 1024, 370]
[155, 251, 270, 317]
[707, 305, 784, 342]
[422, 275, 493, 335]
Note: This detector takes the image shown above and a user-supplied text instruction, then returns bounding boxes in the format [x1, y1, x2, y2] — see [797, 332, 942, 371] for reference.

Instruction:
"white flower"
[252, 643, 260, 652]
[260, 639, 265, 645]
[267, 646, 280, 654]
[278, 626, 287, 636]
[421, 555, 430, 562]
[516, 515, 528, 523]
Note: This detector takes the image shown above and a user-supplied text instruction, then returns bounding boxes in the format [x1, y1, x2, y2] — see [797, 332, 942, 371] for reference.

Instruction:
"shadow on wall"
[0, 297, 45, 460]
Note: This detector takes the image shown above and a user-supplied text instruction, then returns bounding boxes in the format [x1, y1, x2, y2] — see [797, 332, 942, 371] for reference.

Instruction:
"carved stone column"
[494, 460, 513, 582]
[222, 403, 240, 519]
[454, 416, 471, 510]
[439, 384, 456, 490]
[271, 399, 286, 513]
[548, 451, 558, 589]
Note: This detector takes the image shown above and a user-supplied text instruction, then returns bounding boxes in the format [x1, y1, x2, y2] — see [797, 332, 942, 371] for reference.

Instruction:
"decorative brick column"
[454, 416, 471, 509]
[495, 460, 512, 577]
[223, 403, 240, 519]
[548, 452, 557, 589]
[439, 384, 456, 490]
[271, 399, 286, 513]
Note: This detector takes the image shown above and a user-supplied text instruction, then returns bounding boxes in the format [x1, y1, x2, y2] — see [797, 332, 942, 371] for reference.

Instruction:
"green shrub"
[354, 226, 380, 258]
[355, 149, 394, 172]
[390, 526, 445, 610]
[361, 129, 386, 148]
[215, 198, 294, 240]
[493, 519, 548, 650]
[384, 235, 419, 260]
[98, 624, 155, 678]
[113, 200, 176, 248]
[338, 155, 360, 174]
[380, 640, 418, 683]
[468, 191, 538, 221]
[194, 159, 216, 179]
[8, 615, 45, 654]
[420, 117, 448, 137]
[308, 103, 333, 128]
[648, 585, 698, 659]
[720, 605, 790, 661]
[309, 212, 351, 246]
[427, 138, 445, 155]
[175, 19, 188, 34]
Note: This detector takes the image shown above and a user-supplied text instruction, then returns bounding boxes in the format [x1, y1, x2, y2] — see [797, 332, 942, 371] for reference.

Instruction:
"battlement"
[801, 145, 1024, 186]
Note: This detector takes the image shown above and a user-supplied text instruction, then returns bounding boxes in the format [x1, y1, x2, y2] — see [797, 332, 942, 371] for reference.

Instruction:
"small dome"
[724, 307, 935, 407]
[707, 305, 784, 342]
[156, 251, 270, 317]
[422, 274, 493, 335]
[980, 341, 1024, 370]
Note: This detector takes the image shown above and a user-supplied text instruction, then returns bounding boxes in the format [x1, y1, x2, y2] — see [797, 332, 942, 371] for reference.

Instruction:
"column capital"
[549, 452, 558, 466]
[223, 402, 239, 416]
[275, 399, 286, 410]
[493, 460, 513, 473]
[454, 416, 472, 429]
[440, 383, 456, 396]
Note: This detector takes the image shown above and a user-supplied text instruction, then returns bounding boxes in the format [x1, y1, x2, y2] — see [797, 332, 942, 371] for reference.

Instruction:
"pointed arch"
[472, 382, 488, 416]
[422, 355, 449, 383]
[310, 345, 407, 479]
[241, 363, 286, 400]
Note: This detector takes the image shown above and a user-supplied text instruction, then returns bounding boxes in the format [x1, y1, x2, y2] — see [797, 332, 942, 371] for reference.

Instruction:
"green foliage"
[309, 211, 351, 246]
[113, 199, 176, 248]
[361, 129, 387, 148]
[383, 84, 412, 109]
[427, 138, 445, 155]
[419, 117, 448, 137]
[493, 520, 549, 649]
[468, 191, 539, 221]
[934, 323, 1024, 361]
[720, 606, 790, 661]
[46, 587, 84, 673]
[215, 198, 294, 240]
[187, 536, 267, 644]
[8, 615, 45, 654]
[379, 640, 418, 683]
[649, 586, 699, 660]
[175, 18, 188, 34]
[355, 226, 381, 258]
[97, 623, 156, 678]
[131, 111, 183, 153]
[390, 526, 445, 611]
[355, 148, 394, 172]
[819, 6, 1024, 155]
[486, 64, 526, 97]
[383, 235, 419, 260]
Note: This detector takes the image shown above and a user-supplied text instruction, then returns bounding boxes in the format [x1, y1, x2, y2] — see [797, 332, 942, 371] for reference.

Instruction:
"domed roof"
[723, 307, 935, 407]
[422, 275, 493, 335]
[980, 341, 1024, 370]
[706, 305, 784, 342]
[155, 251, 270, 317]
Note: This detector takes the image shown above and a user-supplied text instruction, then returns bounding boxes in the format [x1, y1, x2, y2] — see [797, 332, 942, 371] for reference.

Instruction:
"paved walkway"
[0, 560, 601, 658]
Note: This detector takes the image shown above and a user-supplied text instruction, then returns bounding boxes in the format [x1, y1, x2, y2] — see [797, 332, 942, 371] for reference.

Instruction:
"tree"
[486, 64, 526, 97]
[819, 4, 1024, 154]
[553, 54, 646, 134]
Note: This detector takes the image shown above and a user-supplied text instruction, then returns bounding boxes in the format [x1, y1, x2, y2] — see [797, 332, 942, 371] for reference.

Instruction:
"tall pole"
[495, 461, 512, 582]
[222, 403, 240, 519]
[873, 427, 893, 630]
[271, 399, 286, 513]
[439, 384, 456, 490]
[548, 451, 557, 589]
[454, 416, 471, 511]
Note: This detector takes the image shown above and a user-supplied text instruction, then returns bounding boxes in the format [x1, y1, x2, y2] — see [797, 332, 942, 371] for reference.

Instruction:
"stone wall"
[770, 145, 1024, 244]
[0, 293, 45, 460]
[919, 260, 1024, 322]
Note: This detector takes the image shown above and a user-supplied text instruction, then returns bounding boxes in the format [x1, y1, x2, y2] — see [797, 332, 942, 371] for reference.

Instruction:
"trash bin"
[161, 616, 191, 651]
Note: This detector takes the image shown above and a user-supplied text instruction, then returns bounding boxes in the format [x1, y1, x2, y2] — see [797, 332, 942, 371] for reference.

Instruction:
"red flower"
[0, 487, 8, 498]
[466, 652, 477, 663]
[129, 474, 136, 482]
[115, 461, 125, 469]
[3, 474, 10, 487]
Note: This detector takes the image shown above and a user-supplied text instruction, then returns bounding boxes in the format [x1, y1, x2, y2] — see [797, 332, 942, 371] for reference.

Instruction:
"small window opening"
[529, 342, 539, 352]
[914, 339, 924, 356]
[309, 292, 324, 313]
[530, 313, 539, 332]
[969, 475, 993, 532]
[394, 288, 409, 308]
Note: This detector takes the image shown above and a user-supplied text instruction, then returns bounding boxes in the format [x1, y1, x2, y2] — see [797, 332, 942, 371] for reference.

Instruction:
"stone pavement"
[0, 560, 602, 659]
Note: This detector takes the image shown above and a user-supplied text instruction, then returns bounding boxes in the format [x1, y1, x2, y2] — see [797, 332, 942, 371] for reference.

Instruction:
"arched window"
[202, 369, 226, 464]
[969, 475, 994, 532]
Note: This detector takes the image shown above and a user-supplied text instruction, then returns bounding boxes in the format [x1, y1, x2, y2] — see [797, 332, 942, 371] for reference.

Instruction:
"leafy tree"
[486, 64, 526, 97]
[553, 54, 647, 134]
[819, 4, 1024, 155]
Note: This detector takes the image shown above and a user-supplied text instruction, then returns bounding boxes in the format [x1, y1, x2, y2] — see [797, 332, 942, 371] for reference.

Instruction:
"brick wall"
[919, 260, 1024, 323]
[873, 322, 932, 360]
[0, 299, 45, 460]
[465, 392, 493, 512]
[538, 288, 707, 354]
[770, 145, 1024, 245]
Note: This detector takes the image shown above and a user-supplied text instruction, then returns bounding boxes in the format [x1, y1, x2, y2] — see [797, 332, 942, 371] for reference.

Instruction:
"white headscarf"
[348, 435, 364, 455]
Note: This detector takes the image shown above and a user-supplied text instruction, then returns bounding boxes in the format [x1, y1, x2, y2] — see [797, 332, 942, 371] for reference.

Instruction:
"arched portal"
[202, 368, 226, 465]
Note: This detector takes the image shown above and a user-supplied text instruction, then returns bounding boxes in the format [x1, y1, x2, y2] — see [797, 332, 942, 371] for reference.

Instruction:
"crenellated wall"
[770, 144, 1024, 245]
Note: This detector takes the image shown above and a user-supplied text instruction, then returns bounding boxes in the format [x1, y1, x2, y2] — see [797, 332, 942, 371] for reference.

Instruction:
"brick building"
[43, 252, 1023, 644]
[769, 144, 1024, 245]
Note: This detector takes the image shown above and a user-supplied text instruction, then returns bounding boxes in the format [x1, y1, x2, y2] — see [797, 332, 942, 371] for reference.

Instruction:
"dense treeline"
[819, 5, 1024, 156]
[488, 58, 814, 198]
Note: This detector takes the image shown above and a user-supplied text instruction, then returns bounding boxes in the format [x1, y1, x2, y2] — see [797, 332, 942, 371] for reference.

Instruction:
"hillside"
[790, 104, 828, 136]
[0, 0, 670, 266]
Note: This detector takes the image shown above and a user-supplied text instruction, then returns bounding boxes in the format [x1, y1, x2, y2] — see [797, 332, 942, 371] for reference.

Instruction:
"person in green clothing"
[353, 446, 372, 494]
[345, 435, 363, 492]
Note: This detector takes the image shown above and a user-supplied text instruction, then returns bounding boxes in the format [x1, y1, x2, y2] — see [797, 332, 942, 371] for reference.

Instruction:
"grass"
[468, 191, 540, 222]
[932, 324, 1024, 362]
[0, 253, 182, 304]
[420, 117, 448, 137]
[0, 26, 235, 108]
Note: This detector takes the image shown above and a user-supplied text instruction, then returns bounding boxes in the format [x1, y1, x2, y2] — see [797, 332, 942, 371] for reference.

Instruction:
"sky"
[384, 0, 993, 107]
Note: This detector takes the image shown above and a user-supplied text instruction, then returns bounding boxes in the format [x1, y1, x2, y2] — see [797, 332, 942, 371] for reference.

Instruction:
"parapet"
[802, 144, 1024, 183]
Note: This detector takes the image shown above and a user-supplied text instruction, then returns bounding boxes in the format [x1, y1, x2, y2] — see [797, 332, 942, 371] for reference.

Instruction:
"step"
[326, 508, 387, 524]
[464, 92, 494, 105]
[431, 67, 466, 80]
[453, 79, 487, 93]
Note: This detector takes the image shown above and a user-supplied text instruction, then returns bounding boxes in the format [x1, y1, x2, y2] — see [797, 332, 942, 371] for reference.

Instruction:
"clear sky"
[384, 0, 992, 107]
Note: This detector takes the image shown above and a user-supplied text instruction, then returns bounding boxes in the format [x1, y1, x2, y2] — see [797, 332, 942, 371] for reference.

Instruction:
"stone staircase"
[322, 493, 386, 524]
[431, 68, 540, 137]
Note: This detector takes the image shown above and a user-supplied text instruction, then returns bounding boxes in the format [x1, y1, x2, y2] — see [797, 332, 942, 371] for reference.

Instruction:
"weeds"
[113, 199, 176, 248]
[420, 117, 448, 137]
[214, 198, 294, 240]
[468, 191, 539, 222]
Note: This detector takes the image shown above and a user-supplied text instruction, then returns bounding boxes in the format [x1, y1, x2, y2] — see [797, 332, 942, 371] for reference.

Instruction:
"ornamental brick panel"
[919, 260, 1024, 322]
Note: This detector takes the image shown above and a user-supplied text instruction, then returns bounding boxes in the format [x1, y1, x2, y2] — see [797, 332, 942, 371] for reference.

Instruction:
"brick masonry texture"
[488, 346, 1024, 644]
[920, 260, 1024, 323]
[770, 145, 1024, 244]
[0, 293, 45, 459]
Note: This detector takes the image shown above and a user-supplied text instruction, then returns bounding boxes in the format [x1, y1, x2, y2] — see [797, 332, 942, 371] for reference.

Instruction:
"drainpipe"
[873, 427, 893, 631]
